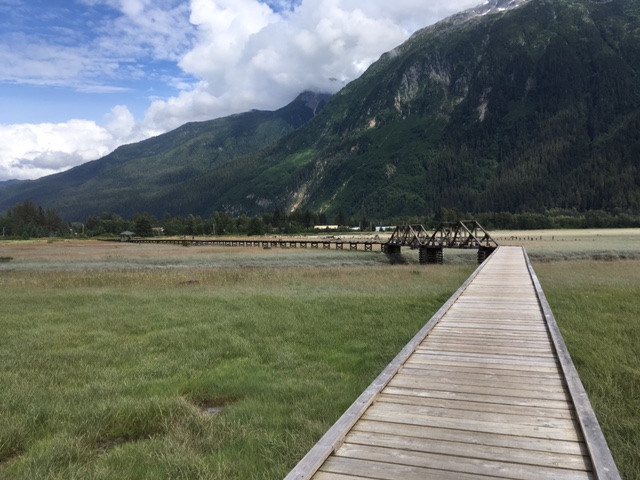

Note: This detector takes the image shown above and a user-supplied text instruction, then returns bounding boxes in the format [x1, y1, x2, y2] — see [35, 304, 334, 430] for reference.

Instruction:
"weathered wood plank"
[424, 333, 552, 344]
[367, 400, 577, 429]
[375, 393, 576, 419]
[395, 373, 568, 395]
[398, 368, 568, 389]
[421, 338, 553, 350]
[353, 420, 588, 456]
[434, 317, 549, 330]
[402, 361, 565, 379]
[344, 430, 591, 471]
[362, 407, 582, 442]
[416, 342, 556, 357]
[388, 377, 570, 400]
[407, 356, 561, 373]
[453, 299, 542, 306]
[319, 457, 492, 480]
[382, 385, 573, 410]
[333, 444, 593, 480]
[312, 472, 368, 480]
[411, 351, 561, 366]
[429, 322, 546, 331]
[428, 329, 551, 340]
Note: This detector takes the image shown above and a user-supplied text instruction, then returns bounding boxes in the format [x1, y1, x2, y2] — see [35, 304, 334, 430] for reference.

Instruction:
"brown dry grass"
[0, 239, 251, 262]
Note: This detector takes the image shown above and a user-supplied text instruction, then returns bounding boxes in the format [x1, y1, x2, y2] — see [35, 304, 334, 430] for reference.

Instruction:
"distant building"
[120, 231, 135, 242]
[375, 226, 396, 232]
[314, 225, 340, 230]
[152, 227, 164, 236]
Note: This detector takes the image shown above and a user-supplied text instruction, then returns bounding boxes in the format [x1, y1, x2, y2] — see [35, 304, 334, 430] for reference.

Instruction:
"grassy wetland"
[1, 233, 639, 479]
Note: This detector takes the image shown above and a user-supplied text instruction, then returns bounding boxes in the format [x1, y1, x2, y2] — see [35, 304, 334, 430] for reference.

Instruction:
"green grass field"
[0, 236, 638, 479]
[0, 246, 475, 479]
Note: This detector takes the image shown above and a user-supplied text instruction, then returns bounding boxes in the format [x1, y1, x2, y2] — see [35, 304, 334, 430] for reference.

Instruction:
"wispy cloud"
[0, 0, 194, 91]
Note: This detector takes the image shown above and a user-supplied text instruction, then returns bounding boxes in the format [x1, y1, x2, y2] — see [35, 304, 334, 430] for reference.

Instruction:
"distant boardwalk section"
[127, 221, 500, 264]
[285, 246, 620, 479]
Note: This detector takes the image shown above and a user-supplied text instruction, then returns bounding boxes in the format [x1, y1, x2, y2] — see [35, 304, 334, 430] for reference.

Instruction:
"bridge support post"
[385, 244, 401, 256]
[420, 246, 443, 264]
[477, 246, 497, 264]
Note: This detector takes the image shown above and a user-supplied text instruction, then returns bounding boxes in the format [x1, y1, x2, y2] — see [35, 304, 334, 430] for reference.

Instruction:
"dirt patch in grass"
[189, 396, 238, 415]
[97, 437, 135, 453]
[96, 435, 149, 454]
[0, 451, 21, 468]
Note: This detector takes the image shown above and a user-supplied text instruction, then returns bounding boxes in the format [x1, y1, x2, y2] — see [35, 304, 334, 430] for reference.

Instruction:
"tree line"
[0, 201, 67, 238]
[3, 201, 640, 239]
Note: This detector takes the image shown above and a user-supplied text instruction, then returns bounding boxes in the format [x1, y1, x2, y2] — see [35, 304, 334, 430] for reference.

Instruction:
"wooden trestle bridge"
[385, 221, 498, 264]
[128, 220, 499, 264]
[285, 246, 620, 479]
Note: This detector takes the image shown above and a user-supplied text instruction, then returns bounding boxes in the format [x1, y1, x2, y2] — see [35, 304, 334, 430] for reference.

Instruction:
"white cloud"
[142, 0, 484, 132]
[0, 107, 156, 181]
[0, 0, 486, 180]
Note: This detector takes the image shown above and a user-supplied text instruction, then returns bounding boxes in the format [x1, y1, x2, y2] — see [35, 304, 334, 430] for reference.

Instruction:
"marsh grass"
[495, 228, 640, 262]
[0, 263, 473, 479]
[535, 260, 640, 480]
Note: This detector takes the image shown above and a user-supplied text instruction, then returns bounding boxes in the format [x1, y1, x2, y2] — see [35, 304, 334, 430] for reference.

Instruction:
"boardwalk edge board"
[283, 250, 499, 480]
[522, 247, 621, 480]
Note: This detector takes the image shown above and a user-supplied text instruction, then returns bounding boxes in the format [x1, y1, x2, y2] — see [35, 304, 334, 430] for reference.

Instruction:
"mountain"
[179, 0, 640, 220]
[2, 0, 640, 221]
[0, 91, 331, 220]
[0, 179, 22, 191]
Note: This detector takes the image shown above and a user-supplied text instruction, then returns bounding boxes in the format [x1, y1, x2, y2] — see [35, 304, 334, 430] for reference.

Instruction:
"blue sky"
[0, 0, 484, 181]
[0, 0, 194, 123]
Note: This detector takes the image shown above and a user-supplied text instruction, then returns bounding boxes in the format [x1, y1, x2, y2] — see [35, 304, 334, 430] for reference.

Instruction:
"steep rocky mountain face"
[224, 0, 639, 220]
[2, 0, 640, 221]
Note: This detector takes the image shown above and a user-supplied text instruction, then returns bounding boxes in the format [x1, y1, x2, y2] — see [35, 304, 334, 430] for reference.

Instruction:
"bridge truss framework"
[384, 220, 499, 264]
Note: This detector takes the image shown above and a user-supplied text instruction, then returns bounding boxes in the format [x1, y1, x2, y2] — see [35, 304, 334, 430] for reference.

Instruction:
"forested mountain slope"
[0, 92, 330, 219]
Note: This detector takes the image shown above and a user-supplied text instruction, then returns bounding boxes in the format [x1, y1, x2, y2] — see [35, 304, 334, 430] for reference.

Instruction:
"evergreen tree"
[272, 207, 282, 227]
[6, 200, 66, 237]
[134, 215, 153, 237]
[247, 217, 265, 236]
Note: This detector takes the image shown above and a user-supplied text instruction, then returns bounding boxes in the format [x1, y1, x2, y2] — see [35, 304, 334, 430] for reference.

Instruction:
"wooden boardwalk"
[285, 246, 620, 480]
